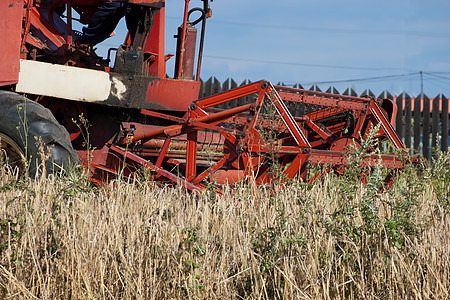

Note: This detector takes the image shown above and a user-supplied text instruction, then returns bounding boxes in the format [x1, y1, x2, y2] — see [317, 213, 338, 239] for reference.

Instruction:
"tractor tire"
[0, 91, 79, 177]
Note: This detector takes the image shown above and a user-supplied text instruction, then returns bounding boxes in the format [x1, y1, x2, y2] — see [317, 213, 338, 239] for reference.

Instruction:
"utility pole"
[420, 71, 423, 96]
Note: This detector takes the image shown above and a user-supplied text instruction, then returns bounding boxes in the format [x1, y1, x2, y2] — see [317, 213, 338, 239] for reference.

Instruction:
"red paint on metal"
[268, 84, 310, 148]
[156, 137, 171, 167]
[308, 149, 404, 169]
[330, 137, 360, 152]
[145, 7, 166, 78]
[277, 90, 369, 111]
[140, 109, 186, 123]
[0, 0, 22, 86]
[196, 81, 262, 108]
[146, 78, 201, 111]
[193, 154, 231, 184]
[30, 7, 66, 49]
[109, 145, 202, 192]
[210, 168, 244, 185]
[186, 131, 197, 181]
[369, 101, 405, 150]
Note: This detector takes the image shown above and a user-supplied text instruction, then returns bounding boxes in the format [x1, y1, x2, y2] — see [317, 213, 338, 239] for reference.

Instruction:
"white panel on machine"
[16, 59, 111, 102]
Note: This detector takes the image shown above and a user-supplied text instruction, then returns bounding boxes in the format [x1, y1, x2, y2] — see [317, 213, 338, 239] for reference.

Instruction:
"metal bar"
[176, 0, 190, 79]
[246, 144, 302, 154]
[278, 91, 369, 111]
[304, 117, 332, 141]
[305, 107, 347, 122]
[130, 103, 251, 144]
[246, 82, 269, 132]
[155, 137, 171, 167]
[189, 105, 209, 118]
[308, 149, 405, 169]
[308, 167, 330, 184]
[194, 103, 254, 125]
[352, 110, 368, 139]
[141, 109, 186, 123]
[186, 131, 197, 181]
[110, 145, 202, 192]
[195, 81, 263, 108]
[196, 0, 211, 80]
[276, 85, 371, 103]
[192, 153, 231, 185]
[283, 154, 309, 180]
[268, 85, 311, 148]
[369, 101, 404, 150]
[134, 148, 224, 161]
[128, 121, 184, 144]
[66, 0, 72, 45]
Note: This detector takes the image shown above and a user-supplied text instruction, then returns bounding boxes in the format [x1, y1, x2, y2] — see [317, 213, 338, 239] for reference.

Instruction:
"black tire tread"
[0, 91, 79, 177]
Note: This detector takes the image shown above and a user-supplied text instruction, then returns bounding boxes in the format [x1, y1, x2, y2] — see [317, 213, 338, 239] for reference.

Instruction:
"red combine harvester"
[0, 0, 409, 191]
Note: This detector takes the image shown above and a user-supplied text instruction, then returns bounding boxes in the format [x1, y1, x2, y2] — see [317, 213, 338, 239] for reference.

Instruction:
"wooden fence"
[199, 77, 449, 159]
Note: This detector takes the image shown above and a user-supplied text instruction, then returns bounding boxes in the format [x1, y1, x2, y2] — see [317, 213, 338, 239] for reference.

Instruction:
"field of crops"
[0, 149, 448, 299]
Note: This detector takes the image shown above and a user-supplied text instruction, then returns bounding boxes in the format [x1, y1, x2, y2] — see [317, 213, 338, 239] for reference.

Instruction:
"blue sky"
[93, 0, 450, 97]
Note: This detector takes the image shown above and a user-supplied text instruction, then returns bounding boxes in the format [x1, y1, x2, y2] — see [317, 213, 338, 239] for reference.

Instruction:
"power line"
[428, 71, 450, 75]
[215, 21, 450, 38]
[204, 55, 402, 71]
[166, 16, 450, 38]
[425, 72, 450, 81]
[301, 72, 420, 86]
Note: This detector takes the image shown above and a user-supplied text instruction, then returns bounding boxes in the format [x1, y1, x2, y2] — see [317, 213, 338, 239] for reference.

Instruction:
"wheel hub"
[0, 133, 26, 173]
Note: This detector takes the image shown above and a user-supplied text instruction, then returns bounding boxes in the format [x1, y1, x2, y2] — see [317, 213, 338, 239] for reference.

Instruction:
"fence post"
[442, 95, 449, 152]
[222, 78, 231, 109]
[414, 95, 422, 155]
[212, 77, 222, 108]
[431, 95, 440, 154]
[361, 89, 376, 98]
[404, 93, 412, 150]
[237, 80, 248, 106]
[395, 93, 404, 143]
[198, 78, 205, 99]
[203, 77, 213, 98]
[422, 95, 431, 160]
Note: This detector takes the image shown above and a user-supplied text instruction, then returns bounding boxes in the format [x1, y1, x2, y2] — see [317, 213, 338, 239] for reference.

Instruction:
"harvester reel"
[86, 80, 409, 192]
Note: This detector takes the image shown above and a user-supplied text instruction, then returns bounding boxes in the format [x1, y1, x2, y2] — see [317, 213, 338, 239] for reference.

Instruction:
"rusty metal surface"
[88, 75, 201, 111]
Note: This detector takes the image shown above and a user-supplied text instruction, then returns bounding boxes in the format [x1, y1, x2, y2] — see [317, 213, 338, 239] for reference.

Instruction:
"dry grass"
[0, 156, 448, 299]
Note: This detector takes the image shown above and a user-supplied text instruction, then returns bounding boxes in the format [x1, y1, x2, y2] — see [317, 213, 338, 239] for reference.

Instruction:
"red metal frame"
[79, 80, 410, 191]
